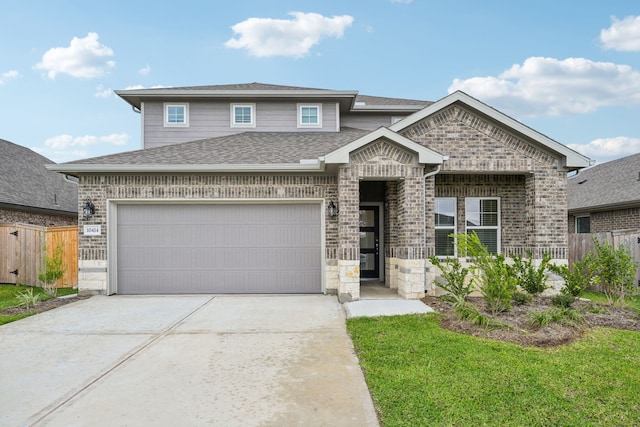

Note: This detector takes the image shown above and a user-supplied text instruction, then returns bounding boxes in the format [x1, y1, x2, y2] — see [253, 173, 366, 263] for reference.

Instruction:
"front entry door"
[359, 206, 380, 279]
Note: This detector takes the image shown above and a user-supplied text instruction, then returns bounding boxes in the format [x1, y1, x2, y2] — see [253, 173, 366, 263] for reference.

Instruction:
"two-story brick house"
[49, 83, 590, 300]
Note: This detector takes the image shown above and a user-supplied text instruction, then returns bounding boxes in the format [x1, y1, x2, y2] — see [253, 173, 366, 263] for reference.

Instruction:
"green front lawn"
[0, 284, 77, 325]
[347, 314, 640, 427]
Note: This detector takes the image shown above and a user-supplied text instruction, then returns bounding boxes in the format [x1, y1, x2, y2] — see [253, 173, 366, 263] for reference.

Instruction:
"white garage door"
[116, 203, 321, 294]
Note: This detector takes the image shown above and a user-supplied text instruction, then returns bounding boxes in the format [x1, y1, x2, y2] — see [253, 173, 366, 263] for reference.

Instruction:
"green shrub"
[512, 290, 533, 306]
[529, 310, 551, 327]
[590, 238, 637, 306]
[512, 251, 551, 295]
[548, 258, 592, 298]
[454, 302, 509, 329]
[583, 302, 608, 314]
[455, 233, 517, 314]
[529, 307, 585, 328]
[429, 256, 471, 307]
[551, 294, 575, 309]
[16, 288, 44, 309]
[38, 243, 65, 298]
[558, 308, 586, 325]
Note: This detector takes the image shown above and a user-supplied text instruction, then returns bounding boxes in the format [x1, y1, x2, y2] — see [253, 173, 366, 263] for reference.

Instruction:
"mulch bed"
[1, 295, 87, 316]
[422, 295, 640, 348]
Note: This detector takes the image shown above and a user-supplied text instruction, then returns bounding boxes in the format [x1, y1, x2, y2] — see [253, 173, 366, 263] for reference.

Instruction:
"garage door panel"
[116, 204, 321, 294]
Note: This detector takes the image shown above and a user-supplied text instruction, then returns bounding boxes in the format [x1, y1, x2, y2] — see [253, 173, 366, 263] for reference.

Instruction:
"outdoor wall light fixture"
[327, 200, 339, 218]
[83, 198, 96, 220]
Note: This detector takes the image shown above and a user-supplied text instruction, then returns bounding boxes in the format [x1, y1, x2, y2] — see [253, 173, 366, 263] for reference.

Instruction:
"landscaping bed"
[1, 294, 83, 316]
[422, 294, 640, 348]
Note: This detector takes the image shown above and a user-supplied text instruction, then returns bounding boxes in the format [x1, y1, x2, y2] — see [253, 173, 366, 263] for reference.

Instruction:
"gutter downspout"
[423, 156, 449, 293]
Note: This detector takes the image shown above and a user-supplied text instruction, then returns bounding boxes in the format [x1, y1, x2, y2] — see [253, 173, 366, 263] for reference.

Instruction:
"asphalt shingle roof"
[66, 128, 370, 165]
[0, 139, 77, 213]
[118, 82, 431, 108]
[568, 152, 640, 212]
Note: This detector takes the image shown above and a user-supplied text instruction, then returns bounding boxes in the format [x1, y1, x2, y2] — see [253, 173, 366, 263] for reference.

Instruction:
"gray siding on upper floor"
[340, 112, 410, 131]
[143, 101, 339, 149]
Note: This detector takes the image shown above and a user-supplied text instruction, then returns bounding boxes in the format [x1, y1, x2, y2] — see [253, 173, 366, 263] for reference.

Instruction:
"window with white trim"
[164, 103, 188, 127]
[231, 104, 255, 127]
[297, 104, 322, 128]
[435, 198, 457, 256]
[575, 216, 590, 233]
[465, 198, 500, 254]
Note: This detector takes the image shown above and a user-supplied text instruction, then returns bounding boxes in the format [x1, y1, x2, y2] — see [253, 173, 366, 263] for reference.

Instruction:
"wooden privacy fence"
[0, 223, 78, 288]
[569, 229, 640, 290]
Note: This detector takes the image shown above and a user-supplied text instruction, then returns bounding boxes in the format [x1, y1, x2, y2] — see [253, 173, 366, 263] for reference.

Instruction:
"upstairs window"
[435, 198, 457, 257]
[231, 104, 255, 128]
[297, 104, 322, 128]
[465, 198, 500, 254]
[164, 103, 188, 127]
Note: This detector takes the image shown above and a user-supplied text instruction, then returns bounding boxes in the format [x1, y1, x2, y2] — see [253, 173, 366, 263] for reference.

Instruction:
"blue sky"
[1, 0, 639, 165]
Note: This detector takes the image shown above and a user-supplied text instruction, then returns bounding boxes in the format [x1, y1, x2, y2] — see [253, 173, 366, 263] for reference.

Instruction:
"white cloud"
[569, 136, 640, 163]
[95, 84, 112, 98]
[225, 12, 354, 58]
[44, 133, 129, 150]
[0, 69, 20, 85]
[34, 32, 115, 79]
[448, 57, 640, 117]
[391, 0, 413, 3]
[139, 64, 151, 76]
[601, 16, 640, 52]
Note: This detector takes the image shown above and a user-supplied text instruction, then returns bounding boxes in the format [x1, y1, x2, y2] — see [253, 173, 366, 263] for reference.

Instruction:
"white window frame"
[435, 197, 457, 257]
[465, 197, 501, 254]
[231, 103, 256, 128]
[297, 103, 322, 128]
[164, 103, 189, 127]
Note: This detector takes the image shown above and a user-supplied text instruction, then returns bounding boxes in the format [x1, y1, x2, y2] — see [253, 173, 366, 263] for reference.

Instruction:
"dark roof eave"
[47, 162, 327, 175]
[0, 202, 77, 217]
[115, 89, 360, 109]
[568, 201, 640, 214]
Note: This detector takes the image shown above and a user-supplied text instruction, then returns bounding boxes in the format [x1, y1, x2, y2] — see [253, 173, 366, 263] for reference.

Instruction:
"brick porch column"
[337, 166, 360, 301]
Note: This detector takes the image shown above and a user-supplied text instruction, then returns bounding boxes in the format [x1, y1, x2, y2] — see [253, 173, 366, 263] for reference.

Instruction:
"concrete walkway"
[344, 283, 435, 319]
[0, 295, 379, 427]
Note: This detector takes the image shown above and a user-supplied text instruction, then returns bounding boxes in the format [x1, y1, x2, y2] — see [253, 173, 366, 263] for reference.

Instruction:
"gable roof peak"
[389, 90, 591, 170]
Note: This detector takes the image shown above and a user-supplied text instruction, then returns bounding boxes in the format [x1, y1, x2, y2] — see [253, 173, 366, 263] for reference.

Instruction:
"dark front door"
[359, 206, 380, 279]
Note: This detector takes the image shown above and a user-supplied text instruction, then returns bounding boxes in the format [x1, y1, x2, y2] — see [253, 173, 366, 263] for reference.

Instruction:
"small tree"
[455, 232, 517, 314]
[590, 237, 637, 306]
[38, 243, 65, 297]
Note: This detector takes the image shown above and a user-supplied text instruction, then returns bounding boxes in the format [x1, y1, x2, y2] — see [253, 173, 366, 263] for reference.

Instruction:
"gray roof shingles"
[118, 82, 431, 108]
[568, 152, 640, 212]
[67, 128, 370, 165]
[0, 139, 77, 213]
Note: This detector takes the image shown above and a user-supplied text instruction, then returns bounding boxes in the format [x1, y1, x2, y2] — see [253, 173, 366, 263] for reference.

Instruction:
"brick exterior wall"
[569, 208, 640, 233]
[74, 103, 572, 298]
[434, 174, 528, 251]
[401, 104, 569, 259]
[78, 174, 338, 262]
[0, 207, 77, 226]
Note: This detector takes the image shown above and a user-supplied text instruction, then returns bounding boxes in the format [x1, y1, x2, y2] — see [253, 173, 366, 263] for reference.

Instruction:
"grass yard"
[0, 284, 77, 325]
[347, 314, 640, 427]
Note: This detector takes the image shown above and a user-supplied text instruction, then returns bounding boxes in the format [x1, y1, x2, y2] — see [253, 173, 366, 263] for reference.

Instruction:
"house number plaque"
[83, 225, 101, 236]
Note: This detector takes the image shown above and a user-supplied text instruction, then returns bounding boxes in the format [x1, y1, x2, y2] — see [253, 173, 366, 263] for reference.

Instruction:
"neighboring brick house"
[49, 83, 590, 300]
[0, 138, 77, 226]
[568, 152, 640, 234]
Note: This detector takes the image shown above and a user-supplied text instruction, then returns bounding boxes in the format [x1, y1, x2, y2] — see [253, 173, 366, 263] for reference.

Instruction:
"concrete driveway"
[0, 295, 379, 426]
